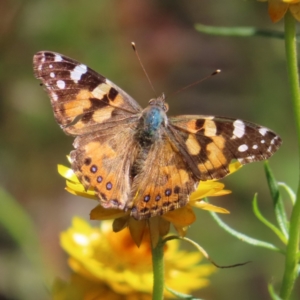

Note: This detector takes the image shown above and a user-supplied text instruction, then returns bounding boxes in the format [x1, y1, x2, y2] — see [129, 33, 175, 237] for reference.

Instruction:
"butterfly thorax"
[135, 96, 168, 146]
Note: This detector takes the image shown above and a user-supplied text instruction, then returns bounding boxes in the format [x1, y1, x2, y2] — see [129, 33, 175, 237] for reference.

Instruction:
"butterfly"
[33, 51, 282, 220]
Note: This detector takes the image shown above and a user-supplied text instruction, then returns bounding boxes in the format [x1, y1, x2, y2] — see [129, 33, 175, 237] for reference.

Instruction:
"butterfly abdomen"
[130, 105, 166, 178]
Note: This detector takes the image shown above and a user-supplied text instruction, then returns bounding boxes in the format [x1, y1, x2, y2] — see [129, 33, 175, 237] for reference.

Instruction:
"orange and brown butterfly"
[33, 51, 282, 220]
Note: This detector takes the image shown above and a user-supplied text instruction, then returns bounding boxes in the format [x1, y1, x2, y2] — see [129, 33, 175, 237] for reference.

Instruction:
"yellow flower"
[52, 217, 215, 299]
[58, 160, 241, 246]
[259, 0, 300, 22]
[53, 275, 152, 300]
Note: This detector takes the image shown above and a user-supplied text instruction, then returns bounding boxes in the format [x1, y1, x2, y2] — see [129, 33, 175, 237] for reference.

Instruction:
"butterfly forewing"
[33, 51, 142, 136]
[168, 115, 282, 180]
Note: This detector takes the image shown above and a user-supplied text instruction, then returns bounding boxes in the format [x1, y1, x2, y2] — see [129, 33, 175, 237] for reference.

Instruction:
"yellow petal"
[158, 217, 170, 237]
[163, 205, 196, 227]
[57, 165, 79, 183]
[173, 224, 189, 237]
[192, 200, 230, 214]
[283, 0, 300, 3]
[128, 218, 147, 247]
[289, 2, 300, 20]
[228, 161, 243, 173]
[90, 205, 127, 220]
[113, 216, 129, 232]
[65, 185, 97, 200]
[190, 181, 227, 201]
[211, 189, 231, 197]
[268, 0, 289, 22]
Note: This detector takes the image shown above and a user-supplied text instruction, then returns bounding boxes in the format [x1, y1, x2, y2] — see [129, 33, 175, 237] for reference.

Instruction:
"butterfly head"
[148, 93, 169, 112]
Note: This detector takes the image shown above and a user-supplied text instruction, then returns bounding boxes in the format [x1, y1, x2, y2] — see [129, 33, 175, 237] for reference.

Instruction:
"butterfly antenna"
[131, 42, 157, 97]
[169, 69, 221, 99]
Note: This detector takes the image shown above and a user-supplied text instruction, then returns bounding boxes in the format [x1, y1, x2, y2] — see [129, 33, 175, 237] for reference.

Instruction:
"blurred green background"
[0, 0, 298, 299]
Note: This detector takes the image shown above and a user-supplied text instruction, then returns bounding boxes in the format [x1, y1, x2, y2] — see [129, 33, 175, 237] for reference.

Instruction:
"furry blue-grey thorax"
[138, 94, 168, 142]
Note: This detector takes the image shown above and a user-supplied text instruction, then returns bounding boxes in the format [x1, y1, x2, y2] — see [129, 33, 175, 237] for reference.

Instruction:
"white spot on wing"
[233, 120, 245, 138]
[52, 93, 58, 101]
[259, 127, 268, 136]
[50, 72, 55, 78]
[49, 64, 53, 68]
[54, 55, 63, 62]
[57, 80, 65, 89]
[271, 136, 278, 144]
[238, 144, 248, 152]
[252, 144, 258, 149]
[261, 140, 265, 144]
[70, 64, 87, 82]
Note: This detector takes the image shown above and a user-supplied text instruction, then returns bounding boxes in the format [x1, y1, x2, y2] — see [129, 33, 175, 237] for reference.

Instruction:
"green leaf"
[165, 285, 203, 300]
[194, 24, 285, 39]
[164, 235, 251, 269]
[264, 161, 289, 239]
[278, 182, 296, 205]
[268, 283, 283, 300]
[252, 194, 287, 244]
[209, 209, 284, 254]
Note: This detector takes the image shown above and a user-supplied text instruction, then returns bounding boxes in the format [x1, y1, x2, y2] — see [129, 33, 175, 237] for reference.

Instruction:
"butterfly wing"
[168, 115, 282, 180]
[33, 51, 142, 136]
[33, 51, 142, 209]
[129, 131, 197, 220]
[70, 126, 139, 210]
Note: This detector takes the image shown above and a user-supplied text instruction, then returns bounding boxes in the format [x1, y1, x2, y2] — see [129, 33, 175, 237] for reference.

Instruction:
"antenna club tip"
[131, 42, 136, 50]
[212, 69, 221, 76]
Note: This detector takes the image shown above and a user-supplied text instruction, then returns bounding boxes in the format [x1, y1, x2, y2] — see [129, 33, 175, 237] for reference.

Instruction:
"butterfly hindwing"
[71, 126, 139, 211]
[129, 135, 196, 219]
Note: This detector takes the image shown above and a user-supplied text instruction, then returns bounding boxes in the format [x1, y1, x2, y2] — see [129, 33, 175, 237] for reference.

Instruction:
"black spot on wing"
[215, 120, 234, 136]
[89, 96, 109, 109]
[81, 111, 94, 123]
[80, 71, 106, 91]
[108, 87, 118, 101]
[84, 158, 92, 165]
[195, 119, 205, 132]
[174, 186, 181, 194]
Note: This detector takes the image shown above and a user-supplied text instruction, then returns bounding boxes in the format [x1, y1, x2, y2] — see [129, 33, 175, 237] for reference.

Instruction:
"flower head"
[53, 217, 215, 299]
[259, 0, 300, 22]
[58, 160, 241, 246]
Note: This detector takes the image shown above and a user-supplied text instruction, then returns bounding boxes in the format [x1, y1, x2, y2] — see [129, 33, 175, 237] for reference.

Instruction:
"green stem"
[151, 236, 164, 300]
[281, 11, 300, 299]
